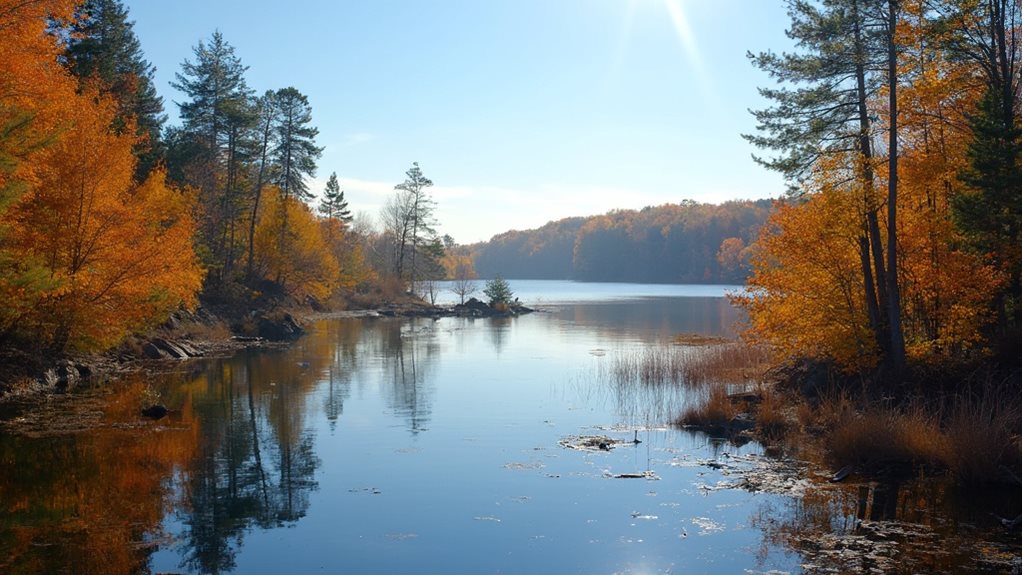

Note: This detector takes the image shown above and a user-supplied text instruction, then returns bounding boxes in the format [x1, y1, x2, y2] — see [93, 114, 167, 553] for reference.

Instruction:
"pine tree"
[483, 275, 514, 306]
[171, 31, 253, 282]
[318, 172, 352, 223]
[394, 162, 436, 285]
[746, 0, 905, 371]
[271, 87, 321, 204]
[63, 0, 166, 179]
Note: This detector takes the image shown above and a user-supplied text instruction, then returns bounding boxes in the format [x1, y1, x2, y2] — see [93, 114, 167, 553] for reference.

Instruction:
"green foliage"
[318, 171, 352, 222]
[63, 0, 166, 178]
[483, 274, 514, 306]
[744, 0, 886, 187]
[956, 87, 1022, 256]
[272, 87, 322, 202]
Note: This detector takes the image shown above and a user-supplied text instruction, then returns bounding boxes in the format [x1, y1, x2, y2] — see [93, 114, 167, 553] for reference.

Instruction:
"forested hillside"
[471, 200, 773, 284]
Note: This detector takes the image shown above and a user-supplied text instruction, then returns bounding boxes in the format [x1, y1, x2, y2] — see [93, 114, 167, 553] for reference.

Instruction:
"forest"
[0, 0, 461, 359]
[470, 200, 773, 284]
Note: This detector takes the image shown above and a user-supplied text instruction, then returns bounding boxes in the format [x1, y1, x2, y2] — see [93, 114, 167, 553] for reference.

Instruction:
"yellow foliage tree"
[254, 190, 338, 301]
[320, 217, 372, 291]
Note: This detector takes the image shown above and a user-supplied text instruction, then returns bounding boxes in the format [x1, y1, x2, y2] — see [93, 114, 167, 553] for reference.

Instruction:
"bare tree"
[450, 259, 478, 304]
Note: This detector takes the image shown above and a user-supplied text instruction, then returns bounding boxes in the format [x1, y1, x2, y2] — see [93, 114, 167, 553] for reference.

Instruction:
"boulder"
[142, 342, 169, 359]
[257, 313, 304, 341]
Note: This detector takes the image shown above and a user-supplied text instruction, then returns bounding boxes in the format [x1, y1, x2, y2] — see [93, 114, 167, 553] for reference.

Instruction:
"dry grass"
[677, 384, 737, 429]
[755, 387, 791, 439]
[175, 320, 232, 342]
[608, 343, 771, 388]
[826, 405, 946, 471]
[942, 387, 1022, 485]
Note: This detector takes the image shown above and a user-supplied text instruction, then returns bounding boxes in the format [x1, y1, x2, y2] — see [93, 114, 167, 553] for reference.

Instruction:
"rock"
[257, 313, 304, 341]
[151, 337, 190, 359]
[42, 361, 81, 391]
[142, 342, 169, 360]
[141, 404, 168, 420]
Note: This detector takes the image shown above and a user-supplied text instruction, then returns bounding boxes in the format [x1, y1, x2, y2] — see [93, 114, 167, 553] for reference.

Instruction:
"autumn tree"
[0, 1, 201, 352]
[747, 0, 907, 372]
[738, 0, 1003, 371]
[253, 189, 337, 301]
[62, 0, 166, 178]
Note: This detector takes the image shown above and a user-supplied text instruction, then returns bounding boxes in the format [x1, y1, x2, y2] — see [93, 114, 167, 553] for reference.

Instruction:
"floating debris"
[504, 462, 545, 470]
[559, 434, 626, 452]
[691, 516, 725, 535]
[630, 512, 658, 520]
[605, 470, 660, 480]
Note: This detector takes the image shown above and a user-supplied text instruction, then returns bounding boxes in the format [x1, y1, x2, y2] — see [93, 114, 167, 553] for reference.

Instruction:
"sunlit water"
[2, 282, 795, 574]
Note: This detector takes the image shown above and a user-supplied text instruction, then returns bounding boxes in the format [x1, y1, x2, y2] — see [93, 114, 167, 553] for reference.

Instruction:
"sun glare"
[617, 0, 712, 101]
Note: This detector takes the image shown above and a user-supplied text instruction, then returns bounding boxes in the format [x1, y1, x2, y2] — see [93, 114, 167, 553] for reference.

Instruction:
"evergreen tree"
[483, 275, 514, 306]
[746, 0, 905, 371]
[63, 0, 166, 178]
[957, 87, 1022, 325]
[271, 87, 321, 204]
[318, 172, 352, 223]
[171, 31, 253, 283]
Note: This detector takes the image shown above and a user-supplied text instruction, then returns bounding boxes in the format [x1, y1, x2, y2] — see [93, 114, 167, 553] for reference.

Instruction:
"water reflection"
[169, 352, 322, 573]
[2, 288, 817, 575]
[755, 477, 1022, 573]
[0, 383, 196, 575]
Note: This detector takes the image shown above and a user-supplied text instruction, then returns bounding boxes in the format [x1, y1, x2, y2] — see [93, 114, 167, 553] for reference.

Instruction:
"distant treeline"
[469, 200, 774, 284]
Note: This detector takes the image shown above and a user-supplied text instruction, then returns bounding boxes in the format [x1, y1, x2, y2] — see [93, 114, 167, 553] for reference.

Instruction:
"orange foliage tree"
[0, 0, 202, 352]
[738, 0, 1008, 372]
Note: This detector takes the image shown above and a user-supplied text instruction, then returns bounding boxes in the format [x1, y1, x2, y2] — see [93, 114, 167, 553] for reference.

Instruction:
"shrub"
[483, 274, 514, 306]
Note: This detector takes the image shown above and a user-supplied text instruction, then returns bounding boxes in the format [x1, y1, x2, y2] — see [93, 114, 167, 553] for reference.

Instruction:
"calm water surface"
[2, 282, 797, 574]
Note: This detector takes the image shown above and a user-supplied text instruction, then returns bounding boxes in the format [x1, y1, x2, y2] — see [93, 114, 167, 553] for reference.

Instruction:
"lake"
[0, 281, 941, 574]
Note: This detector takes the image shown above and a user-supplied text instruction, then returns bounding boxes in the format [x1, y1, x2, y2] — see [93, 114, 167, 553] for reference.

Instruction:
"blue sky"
[125, 0, 794, 243]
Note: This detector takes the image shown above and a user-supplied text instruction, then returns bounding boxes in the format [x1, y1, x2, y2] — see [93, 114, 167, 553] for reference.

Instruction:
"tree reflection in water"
[753, 477, 1022, 573]
[171, 347, 324, 574]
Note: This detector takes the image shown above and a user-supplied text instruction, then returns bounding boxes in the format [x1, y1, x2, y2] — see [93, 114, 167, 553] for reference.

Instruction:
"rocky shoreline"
[0, 297, 535, 404]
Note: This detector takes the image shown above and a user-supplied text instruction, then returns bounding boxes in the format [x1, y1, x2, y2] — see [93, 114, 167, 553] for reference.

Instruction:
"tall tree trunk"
[886, 0, 907, 372]
[852, 0, 890, 357]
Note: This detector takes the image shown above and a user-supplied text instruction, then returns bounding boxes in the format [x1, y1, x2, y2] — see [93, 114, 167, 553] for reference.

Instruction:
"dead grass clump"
[678, 384, 737, 430]
[826, 405, 945, 472]
[610, 343, 771, 388]
[684, 344, 772, 386]
[942, 388, 1022, 486]
[755, 388, 791, 439]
